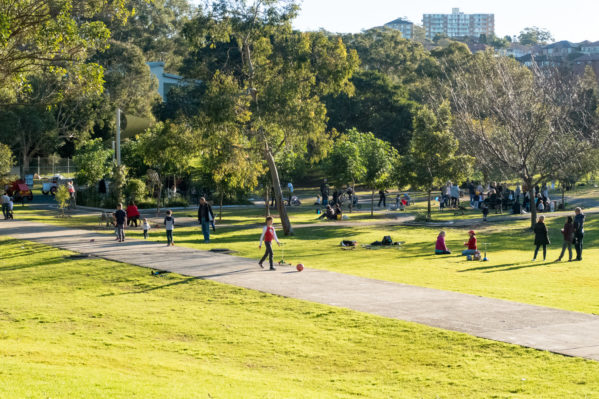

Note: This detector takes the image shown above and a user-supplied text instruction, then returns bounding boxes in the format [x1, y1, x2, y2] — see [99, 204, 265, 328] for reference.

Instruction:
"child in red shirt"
[462, 230, 478, 256]
[259, 216, 280, 271]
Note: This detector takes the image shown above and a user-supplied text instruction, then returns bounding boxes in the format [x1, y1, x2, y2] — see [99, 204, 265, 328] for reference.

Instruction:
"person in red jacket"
[126, 202, 141, 227]
[462, 230, 478, 256]
[259, 216, 280, 271]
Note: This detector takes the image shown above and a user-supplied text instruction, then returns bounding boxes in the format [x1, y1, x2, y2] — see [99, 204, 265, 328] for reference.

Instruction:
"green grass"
[13, 202, 599, 314]
[1, 237, 599, 398]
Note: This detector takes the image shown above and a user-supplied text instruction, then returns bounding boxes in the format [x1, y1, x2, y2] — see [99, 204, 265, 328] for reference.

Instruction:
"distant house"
[147, 61, 190, 102]
[580, 41, 599, 55]
[540, 41, 580, 58]
[572, 54, 599, 77]
[384, 18, 414, 39]
[498, 43, 535, 59]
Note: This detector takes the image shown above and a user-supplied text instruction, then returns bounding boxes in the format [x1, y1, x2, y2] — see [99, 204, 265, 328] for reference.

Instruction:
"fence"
[17, 157, 78, 178]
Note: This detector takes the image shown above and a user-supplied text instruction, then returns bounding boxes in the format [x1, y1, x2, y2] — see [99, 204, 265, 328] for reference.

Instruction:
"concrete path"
[2, 220, 599, 362]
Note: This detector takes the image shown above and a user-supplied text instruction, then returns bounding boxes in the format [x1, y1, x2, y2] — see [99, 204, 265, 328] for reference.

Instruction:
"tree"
[0, 0, 128, 93]
[324, 132, 365, 190]
[518, 27, 554, 46]
[74, 139, 113, 187]
[182, 0, 359, 235]
[0, 143, 15, 177]
[137, 122, 198, 213]
[356, 131, 399, 216]
[55, 185, 71, 217]
[400, 104, 474, 219]
[447, 53, 599, 228]
[324, 70, 416, 152]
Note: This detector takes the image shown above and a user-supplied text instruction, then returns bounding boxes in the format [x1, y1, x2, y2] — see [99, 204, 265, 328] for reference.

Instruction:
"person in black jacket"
[573, 207, 586, 261]
[532, 215, 550, 262]
[197, 197, 214, 243]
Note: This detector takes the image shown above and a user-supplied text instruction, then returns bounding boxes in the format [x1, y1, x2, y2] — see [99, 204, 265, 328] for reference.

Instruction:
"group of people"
[532, 208, 586, 262]
[1, 191, 14, 220]
[434, 207, 586, 262]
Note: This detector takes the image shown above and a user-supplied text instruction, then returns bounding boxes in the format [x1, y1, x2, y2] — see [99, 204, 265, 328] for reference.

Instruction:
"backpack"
[382, 236, 393, 246]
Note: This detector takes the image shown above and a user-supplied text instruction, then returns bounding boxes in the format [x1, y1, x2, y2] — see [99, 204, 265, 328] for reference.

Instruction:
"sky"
[289, 0, 599, 42]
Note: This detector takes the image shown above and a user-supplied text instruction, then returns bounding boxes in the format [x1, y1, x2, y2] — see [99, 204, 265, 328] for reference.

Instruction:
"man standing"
[287, 182, 294, 205]
[198, 197, 214, 243]
[573, 207, 585, 261]
[1, 191, 9, 220]
[114, 203, 127, 243]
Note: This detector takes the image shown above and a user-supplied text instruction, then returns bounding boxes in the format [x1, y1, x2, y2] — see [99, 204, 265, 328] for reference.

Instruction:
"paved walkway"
[2, 220, 599, 362]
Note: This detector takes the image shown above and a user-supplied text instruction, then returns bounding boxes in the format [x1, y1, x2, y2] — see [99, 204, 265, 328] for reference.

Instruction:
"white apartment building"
[423, 8, 494, 40]
[384, 18, 414, 39]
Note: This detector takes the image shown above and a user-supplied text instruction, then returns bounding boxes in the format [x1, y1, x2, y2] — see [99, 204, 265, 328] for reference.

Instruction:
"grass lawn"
[1, 237, 599, 398]
[11, 202, 599, 315]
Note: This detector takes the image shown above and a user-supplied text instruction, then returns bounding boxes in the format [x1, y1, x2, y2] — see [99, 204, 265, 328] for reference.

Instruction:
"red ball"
[296, 264, 304, 272]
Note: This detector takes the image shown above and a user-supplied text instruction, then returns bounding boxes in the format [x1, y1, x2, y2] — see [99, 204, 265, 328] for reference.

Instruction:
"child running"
[142, 218, 151, 239]
[259, 216, 280, 271]
[462, 230, 478, 256]
[435, 231, 451, 255]
[164, 210, 175, 246]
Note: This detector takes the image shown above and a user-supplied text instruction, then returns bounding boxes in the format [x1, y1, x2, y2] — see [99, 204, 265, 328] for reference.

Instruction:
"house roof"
[573, 54, 599, 62]
[543, 40, 577, 49]
[384, 18, 413, 26]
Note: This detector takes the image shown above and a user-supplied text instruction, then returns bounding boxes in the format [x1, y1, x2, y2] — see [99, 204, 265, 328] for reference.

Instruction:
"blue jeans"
[200, 220, 210, 242]
[462, 249, 477, 256]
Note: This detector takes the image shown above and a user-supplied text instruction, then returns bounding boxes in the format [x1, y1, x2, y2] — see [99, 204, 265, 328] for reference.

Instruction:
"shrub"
[125, 178, 146, 202]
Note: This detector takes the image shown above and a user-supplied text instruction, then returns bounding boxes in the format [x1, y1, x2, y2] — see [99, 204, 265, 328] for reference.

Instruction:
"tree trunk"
[561, 185, 566, 210]
[265, 149, 293, 235]
[219, 191, 224, 222]
[20, 152, 30, 179]
[264, 184, 270, 217]
[371, 189, 374, 217]
[427, 190, 432, 219]
[528, 183, 537, 230]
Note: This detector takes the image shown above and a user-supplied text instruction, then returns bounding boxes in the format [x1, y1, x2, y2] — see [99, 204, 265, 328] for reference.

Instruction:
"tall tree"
[0, 143, 15, 177]
[0, 0, 128, 93]
[400, 103, 473, 219]
[447, 53, 599, 228]
[181, 0, 359, 235]
[518, 27, 554, 46]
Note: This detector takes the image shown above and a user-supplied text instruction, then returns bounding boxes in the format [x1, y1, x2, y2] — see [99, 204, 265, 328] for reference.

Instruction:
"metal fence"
[16, 157, 78, 178]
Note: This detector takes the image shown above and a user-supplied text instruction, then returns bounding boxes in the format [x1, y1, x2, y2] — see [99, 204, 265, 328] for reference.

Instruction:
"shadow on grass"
[110, 276, 198, 295]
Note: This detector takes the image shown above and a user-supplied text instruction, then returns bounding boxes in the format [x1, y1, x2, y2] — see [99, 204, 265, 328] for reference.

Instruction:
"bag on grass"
[382, 236, 393, 246]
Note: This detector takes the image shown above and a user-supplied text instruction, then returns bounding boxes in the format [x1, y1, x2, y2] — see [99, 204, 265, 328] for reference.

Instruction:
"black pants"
[260, 241, 274, 267]
[534, 244, 546, 260]
[143, 229, 148, 239]
[574, 234, 584, 260]
[128, 216, 139, 227]
[166, 229, 173, 245]
[378, 196, 386, 207]
[558, 242, 572, 260]
[1, 204, 7, 219]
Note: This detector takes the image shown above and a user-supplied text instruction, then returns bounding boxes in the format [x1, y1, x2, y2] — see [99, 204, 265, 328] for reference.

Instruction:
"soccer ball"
[296, 264, 304, 272]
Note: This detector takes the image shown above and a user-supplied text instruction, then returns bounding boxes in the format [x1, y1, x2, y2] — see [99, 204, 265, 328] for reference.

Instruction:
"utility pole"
[116, 108, 121, 166]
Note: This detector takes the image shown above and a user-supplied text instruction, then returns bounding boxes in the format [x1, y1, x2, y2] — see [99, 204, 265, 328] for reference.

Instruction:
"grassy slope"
[1, 237, 599, 398]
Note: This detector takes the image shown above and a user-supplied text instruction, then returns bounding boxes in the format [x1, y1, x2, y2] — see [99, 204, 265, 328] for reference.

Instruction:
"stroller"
[286, 195, 301, 206]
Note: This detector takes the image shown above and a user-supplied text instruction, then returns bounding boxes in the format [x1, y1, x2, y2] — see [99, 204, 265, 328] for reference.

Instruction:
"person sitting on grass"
[317, 205, 336, 220]
[462, 230, 478, 256]
[333, 203, 343, 219]
[532, 215, 550, 262]
[435, 231, 451, 255]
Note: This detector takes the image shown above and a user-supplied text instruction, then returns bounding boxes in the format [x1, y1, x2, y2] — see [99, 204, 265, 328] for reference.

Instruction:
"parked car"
[41, 174, 66, 196]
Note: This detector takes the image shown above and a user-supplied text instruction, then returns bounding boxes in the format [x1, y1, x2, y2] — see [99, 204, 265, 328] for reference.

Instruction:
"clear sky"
[289, 0, 599, 42]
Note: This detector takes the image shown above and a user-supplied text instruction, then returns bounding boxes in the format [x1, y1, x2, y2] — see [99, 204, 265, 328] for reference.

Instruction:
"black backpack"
[382, 236, 393, 245]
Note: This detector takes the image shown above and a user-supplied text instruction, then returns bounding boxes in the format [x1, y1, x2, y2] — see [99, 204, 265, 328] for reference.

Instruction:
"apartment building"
[384, 18, 414, 39]
[423, 8, 494, 40]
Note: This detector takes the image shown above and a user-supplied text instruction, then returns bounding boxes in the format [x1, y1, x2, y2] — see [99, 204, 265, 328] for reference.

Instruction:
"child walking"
[435, 231, 451, 255]
[164, 210, 175, 246]
[532, 215, 550, 261]
[259, 216, 280, 271]
[142, 218, 151, 239]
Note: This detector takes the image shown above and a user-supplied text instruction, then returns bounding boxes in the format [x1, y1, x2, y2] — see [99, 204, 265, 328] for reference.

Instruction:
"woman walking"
[556, 216, 574, 262]
[532, 215, 550, 262]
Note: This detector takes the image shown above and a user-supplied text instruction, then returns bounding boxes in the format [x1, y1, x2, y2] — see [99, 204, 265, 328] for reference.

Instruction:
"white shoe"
[532, 258, 536, 261]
